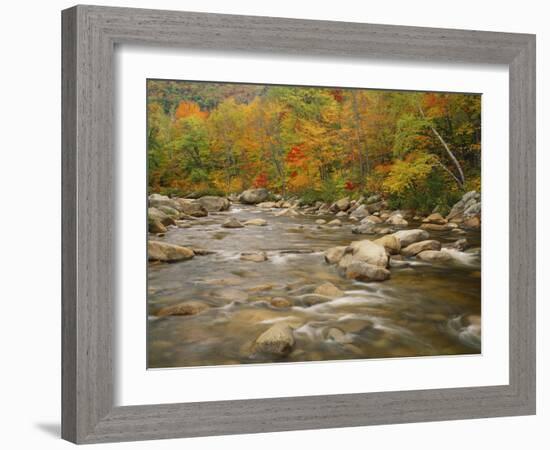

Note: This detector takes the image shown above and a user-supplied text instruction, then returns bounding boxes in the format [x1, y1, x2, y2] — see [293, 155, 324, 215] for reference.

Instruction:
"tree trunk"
[351, 91, 369, 183]
[418, 105, 465, 187]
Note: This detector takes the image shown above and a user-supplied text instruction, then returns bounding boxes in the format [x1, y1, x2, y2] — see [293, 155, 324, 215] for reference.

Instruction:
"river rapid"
[147, 204, 481, 368]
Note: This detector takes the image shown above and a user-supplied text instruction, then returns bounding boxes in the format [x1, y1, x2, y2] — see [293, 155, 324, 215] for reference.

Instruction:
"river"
[147, 204, 481, 368]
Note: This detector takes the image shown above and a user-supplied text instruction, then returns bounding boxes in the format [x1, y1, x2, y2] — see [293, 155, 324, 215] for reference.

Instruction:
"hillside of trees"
[147, 80, 481, 214]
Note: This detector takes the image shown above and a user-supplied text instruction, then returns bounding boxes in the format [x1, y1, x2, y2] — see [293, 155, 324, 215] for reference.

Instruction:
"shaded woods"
[147, 80, 481, 214]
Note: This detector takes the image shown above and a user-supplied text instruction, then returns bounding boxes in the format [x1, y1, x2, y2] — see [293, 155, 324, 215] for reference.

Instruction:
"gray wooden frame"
[61, 4, 536, 444]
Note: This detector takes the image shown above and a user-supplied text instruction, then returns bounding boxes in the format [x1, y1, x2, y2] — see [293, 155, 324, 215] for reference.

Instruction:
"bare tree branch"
[435, 159, 463, 187]
[418, 105, 465, 187]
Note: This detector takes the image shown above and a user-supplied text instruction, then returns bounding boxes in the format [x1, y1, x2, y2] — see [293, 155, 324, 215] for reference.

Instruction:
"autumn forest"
[147, 80, 480, 213]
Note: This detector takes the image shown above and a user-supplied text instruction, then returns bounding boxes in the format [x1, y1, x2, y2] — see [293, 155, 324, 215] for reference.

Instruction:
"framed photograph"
[62, 5, 536, 444]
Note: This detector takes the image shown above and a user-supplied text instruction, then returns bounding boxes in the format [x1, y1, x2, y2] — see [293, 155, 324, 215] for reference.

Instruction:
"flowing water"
[147, 205, 481, 368]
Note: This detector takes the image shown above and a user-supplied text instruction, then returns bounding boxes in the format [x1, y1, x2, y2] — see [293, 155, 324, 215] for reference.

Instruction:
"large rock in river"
[239, 188, 269, 204]
[156, 301, 210, 317]
[148, 207, 176, 226]
[349, 204, 368, 220]
[330, 197, 351, 212]
[257, 201, 278, 209]
[416, 250, 453, 262]
[423, 212, 447, 225]
[157, 205, 181, 218]
[253, 323, 295, 356]
[244, 218, 267, 226]
[346, 240, 388, 267]
[385, 213, 408, 227]
[351, 223, 376, 235]
[447, 191, 481, 221]
[314, 282, 344, 298]
[421, 223, 450, 231]
[324, 246, 347, 264]
[374, 235, 401, 255]
[345, 261, 391, 282]
[198, 196, 230, 212]
[148, 241, 194, 262]
[148, 219, 167, 234]
[462, 216, 481, 230]
[401, 240, 442, 256]
[148, 193, 180, 210]
[222, 217, 244, 228]
[174, 199, 208, 217]
[392, 229, 430, 247]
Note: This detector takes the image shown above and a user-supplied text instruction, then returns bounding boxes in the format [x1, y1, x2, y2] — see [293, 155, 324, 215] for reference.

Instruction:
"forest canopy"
[147, 80, 481, 214]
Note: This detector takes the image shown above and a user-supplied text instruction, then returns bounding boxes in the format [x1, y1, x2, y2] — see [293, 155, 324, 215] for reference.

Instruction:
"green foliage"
[393, 114, 430, 158]
[385, 164, 462, 214]
[299, 176, 347, 205]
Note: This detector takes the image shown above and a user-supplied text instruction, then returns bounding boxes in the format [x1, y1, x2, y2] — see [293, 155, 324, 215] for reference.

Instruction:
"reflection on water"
[148, 205, 481, 368]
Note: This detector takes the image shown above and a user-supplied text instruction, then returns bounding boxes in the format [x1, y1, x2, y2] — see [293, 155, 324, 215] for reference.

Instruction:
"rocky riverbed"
[147, 189, 482, 368]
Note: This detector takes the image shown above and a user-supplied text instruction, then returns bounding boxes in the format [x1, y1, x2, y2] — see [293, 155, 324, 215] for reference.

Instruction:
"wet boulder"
[374, 235, 401, 255]
[345, 261, 391, 282]
[364, 215, 383, 224]
[222, 217, 244, 228]
[330, 197, 351, 212]
[244, 218, 267, 226]
[148, 207, 176, 226]
[423, 212, 447, 225]
[401, 240, 442, 257]
[462, 216, 481, 230]
[365, 201, 386, 214]
[420, 223, 450, 231]
[157, 205, 181, 218]
[349, 204, 368, 220]
[147, 241, 194, 262]
[327, 219, 342, 227]
[314, 282, 344, 298]
[392, 229, 430, 247]
[346, 239, 389, 267]
[464, 202, 481, 217]
[253, 323, 295, 356]
[148, 193, 180, 210]
[416, 250, 453, 263]
[351, 223, 376, 235]
[198, 195, 230, 212]
[324, 246, 347, 264]
[257, 201, 278, 209]
[174, 199, 208, 217]
[275, 208, 300, 217]
[447, 191, 481, 222]
[156, 301, 210, 317]
[148, 219, 167, 234]
[365, 194, 381, 204]
[385, 213, 408, 227]
[239, 188, 270, 204]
